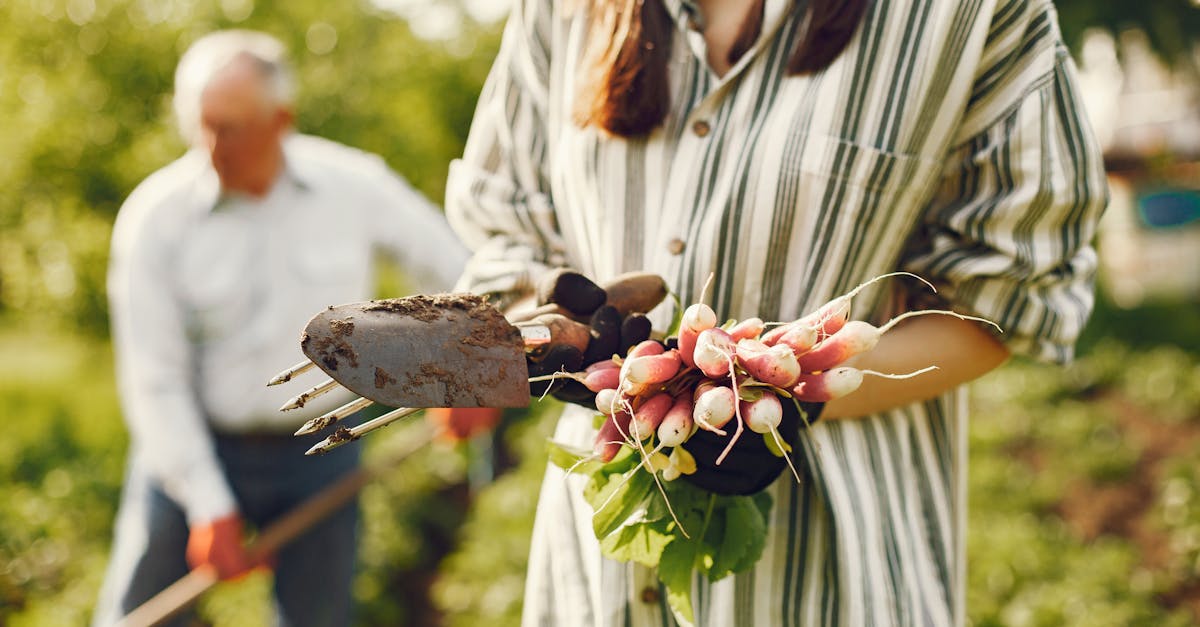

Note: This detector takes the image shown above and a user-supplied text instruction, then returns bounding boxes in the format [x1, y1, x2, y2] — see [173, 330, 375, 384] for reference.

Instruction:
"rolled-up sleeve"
[445, 0, 566, 301]
[903, 2, 1108, 364]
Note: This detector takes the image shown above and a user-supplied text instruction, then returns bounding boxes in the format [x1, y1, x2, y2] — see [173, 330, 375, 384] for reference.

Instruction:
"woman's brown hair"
[574, 0, 872, 137]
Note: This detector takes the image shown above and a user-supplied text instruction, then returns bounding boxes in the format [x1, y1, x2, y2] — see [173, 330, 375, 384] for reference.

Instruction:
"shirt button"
[667, 238, 686, 255]
[640, 586, 661, 604]
[692, 120, 710, 137]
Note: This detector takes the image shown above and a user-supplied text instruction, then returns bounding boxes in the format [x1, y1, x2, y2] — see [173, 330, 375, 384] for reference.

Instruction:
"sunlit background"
[1, 1, 1199, 625]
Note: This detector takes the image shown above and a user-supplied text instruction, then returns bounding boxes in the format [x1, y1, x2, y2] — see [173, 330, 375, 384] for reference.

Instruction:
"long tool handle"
[116, 425, 436, 627]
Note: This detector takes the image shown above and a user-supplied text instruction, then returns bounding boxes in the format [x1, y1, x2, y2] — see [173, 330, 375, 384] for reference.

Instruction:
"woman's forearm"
[820, 314, 1011, 420]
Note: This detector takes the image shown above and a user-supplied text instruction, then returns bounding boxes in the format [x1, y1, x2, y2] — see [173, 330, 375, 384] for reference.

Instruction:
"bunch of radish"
[538, 273, 996, 484]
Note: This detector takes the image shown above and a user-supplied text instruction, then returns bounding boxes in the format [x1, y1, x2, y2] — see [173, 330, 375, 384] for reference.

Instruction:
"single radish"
[621, 350, 681, 388]
[594, 410, 633, 462]
[741, 393, 783, 434]
[618, 340, 670, 395]
[777, 323, 819, 355]
[796, 320, 880, 372]
[678, 303, 716, 368]
[793, 271, 932, 340]
[727, 317, 764, 342]
[595, 388, 621, 415]
[627, 339, 666, 358]
[735, 339, 801, 388]
[798, 296, 851, 338]
[693, 381, 736, 431]
[693, 327, 736, 378]
[797, 307, 1004, 374]
[760, 321, 795, 346]
[657, 393, 695, 447]
[792, 366, 864, 402]
[630, 392, 673, 441]
[582, 367, 620, 392]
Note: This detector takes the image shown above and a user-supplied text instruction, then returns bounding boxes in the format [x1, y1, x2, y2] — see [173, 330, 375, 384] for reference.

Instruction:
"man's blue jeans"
[92, 431, 362, 627]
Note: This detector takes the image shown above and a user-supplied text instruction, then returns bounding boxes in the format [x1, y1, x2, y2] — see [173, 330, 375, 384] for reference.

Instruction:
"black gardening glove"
[526, 270, 655, 407]
[681, 400, 824, 496]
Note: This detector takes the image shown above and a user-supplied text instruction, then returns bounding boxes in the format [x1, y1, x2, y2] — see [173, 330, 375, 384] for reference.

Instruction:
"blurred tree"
[1056, 0, 1200, 66]
[0, 0, 501, 336]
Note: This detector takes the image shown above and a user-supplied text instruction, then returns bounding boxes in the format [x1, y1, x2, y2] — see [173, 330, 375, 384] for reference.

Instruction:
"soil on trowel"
[365, 293, 521, 351]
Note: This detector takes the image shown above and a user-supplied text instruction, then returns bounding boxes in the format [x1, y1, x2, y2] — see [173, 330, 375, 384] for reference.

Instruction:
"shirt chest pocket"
[789, 134, 925, 214]
[780, 135, 933, 263]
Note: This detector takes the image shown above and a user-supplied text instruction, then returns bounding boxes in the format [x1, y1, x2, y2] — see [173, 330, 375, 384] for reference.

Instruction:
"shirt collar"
[193, 134, 312, 213]
[661, 0, 798, 86]
[663, 0, 796, 32]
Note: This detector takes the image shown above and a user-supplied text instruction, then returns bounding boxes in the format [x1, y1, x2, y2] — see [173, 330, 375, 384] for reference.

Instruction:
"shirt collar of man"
[194, 134, 313, 213]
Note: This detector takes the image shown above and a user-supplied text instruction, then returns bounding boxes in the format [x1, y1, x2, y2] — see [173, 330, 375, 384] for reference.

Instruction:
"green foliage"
[546, 431, 774, 622]
[1055, 0, 1200, 64]
[0, 0, 501, 336]
[0, 331, 125, 625]
[431, 404, 560, 627]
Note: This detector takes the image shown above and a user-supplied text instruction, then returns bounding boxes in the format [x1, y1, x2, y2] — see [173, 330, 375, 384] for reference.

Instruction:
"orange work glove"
[186, 513, 254, 580]
[426, 407, 503, 442]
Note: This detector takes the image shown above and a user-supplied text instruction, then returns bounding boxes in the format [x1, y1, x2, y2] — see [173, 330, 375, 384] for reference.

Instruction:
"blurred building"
[1077, 29, 1200, 307]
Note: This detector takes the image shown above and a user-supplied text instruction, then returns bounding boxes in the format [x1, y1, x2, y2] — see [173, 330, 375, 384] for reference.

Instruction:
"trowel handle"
[517, 323, 552, 348]
[515, 313, 591, 356]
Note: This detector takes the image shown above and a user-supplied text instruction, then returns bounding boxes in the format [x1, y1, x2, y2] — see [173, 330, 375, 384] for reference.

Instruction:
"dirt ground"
[1054, 392, 1200, 620]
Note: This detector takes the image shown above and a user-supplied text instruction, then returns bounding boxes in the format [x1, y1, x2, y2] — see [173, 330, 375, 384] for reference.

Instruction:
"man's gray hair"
[173, 30, 296, 144]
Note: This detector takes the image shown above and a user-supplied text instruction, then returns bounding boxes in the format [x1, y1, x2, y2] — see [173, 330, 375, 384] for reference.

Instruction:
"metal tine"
[267, 359, 317, 386]
[305, 407, 423, 456]
[278, 377, 343, 412]
[294, 396, 375, 436]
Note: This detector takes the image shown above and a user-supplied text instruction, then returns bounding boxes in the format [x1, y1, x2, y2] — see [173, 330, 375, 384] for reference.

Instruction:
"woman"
[446, 0, 1107, 625]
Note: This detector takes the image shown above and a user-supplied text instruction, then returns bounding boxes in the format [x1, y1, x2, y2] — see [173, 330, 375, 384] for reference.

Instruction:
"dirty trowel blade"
[300, 294, 531, 408]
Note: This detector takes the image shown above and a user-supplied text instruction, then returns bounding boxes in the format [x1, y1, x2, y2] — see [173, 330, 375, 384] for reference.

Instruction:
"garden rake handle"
[116, 425, 437, 627]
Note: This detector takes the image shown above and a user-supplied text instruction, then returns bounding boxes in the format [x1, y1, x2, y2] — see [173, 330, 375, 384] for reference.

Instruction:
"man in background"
[93, 29, 469, 626]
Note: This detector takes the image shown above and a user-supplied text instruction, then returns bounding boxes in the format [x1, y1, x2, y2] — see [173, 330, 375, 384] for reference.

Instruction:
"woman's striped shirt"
[445, 0, 1108, 625]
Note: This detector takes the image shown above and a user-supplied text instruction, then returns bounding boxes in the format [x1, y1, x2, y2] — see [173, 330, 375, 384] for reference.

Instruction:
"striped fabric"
[446, 0, 1108, 625]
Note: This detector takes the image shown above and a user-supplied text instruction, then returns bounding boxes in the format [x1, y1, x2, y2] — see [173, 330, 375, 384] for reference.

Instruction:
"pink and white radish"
[620, 349, 681, 395]
[791, 367, 864, 402]
[740, 393, 783, 434]
[626, 339, 665, 359]
[735, 339, 802, 388]
[657, 393, 695, 447]
[796, 320, 880, 372]
[595, 387, 621, 415]
[678, 303, 716, 368]
[776, 323, 819, 355]
[798, 296, 851, 338]
[594, 410, 633, 462]
[692, 381, 736, 433]
[798, 308, 1002, 373]
[582, 366, 621, 392]
[630, 392, 674, 441]
[693, 327, 736, 378]
[792, 363, 943, 403]
[727, 317, 764, 342]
